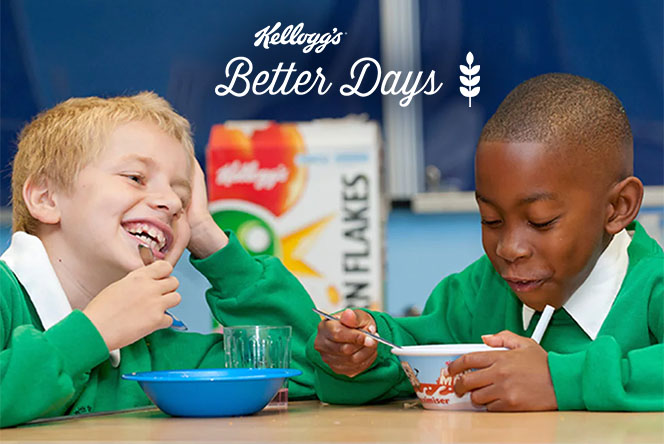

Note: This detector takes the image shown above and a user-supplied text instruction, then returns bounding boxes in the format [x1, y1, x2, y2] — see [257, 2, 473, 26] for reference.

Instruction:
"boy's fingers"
[469, 384, 500, 406]
[481, 334, 504, 347]
[339, 309, 375, 331]
[156, 275, 180, 294]
[362, 335, 376, 348]
[144, 260, 174, 278]
[453, 367, 493, 396]
[321, 350, 377, 377]
[338, 309, 360, 328]
[321, 347, 375, 367]
[159, 313, 175, 329]
[483, 331, 533, 350]
[486, 398, 517, 412]
[320, 319, 372, 346]
[315, 335, 364, 356]
[162, 291, 182, 309]
[447, 350, 503, 376]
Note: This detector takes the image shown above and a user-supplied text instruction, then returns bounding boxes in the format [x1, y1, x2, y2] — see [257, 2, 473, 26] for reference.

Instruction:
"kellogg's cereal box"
[206, 118, 384, 314]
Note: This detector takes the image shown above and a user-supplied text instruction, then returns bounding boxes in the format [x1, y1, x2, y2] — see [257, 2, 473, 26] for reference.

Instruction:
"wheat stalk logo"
[460, 52, 480, 107]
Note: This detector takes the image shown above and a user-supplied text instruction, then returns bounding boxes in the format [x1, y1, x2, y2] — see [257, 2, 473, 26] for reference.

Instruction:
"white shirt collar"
[1, 232, 119, 366]
[522, 229, 632, 340]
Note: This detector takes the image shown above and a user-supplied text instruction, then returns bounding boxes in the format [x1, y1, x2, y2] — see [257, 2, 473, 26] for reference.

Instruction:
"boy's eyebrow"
[518, 192, 558, 204]
[475, 191, 557, 205]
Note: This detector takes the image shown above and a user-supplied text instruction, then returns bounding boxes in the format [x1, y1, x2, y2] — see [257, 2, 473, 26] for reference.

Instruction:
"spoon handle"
[312, 307, 401, 349]
[138, 245, 187, 331]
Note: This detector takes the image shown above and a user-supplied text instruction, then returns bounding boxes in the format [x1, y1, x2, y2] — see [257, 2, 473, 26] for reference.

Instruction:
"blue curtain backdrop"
[0, 0, 383, 205]
[419, 0, 663, 191]
[1, 0, 662, 206]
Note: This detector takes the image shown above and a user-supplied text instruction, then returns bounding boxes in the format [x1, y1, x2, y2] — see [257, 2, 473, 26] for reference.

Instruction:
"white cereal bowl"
[392, 344, 507, 410]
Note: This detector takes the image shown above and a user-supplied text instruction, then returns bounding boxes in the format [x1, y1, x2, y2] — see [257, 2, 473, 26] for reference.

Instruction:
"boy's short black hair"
[479, 73, 633, 180]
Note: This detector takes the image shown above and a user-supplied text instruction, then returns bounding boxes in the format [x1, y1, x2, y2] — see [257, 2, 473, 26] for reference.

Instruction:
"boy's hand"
[186, 160, 228, 259]
[447, 331, 558, 411]
[83, 261, 181, 351]
[313, 309, 379, 377]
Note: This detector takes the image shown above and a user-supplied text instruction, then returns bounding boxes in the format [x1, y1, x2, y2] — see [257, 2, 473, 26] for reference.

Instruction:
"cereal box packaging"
[206, 118, 384, 313]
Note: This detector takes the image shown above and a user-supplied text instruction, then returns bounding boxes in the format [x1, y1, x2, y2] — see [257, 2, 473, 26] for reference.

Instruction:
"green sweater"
[0, 233, 320, 427]
[307, 222, 664, 411]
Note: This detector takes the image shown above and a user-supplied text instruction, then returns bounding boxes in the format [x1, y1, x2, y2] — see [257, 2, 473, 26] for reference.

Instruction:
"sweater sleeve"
[306, 257, 486, 405]
[188, 231, 320, 399]
[0, 310, 109, 428]
[549, 341, 664, 411]
[549, 271, 664, 411]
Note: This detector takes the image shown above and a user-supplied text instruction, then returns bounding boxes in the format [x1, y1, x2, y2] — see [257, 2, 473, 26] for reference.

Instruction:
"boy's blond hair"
[11, 92, 195, 234]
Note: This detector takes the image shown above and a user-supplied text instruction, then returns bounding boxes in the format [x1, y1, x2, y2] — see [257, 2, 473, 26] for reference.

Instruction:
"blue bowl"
[122, 368, 301, 417]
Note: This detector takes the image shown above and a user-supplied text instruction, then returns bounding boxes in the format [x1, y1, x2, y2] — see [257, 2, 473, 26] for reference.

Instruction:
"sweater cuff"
[43, 310, 109, 377]
[305, 328, 401, 405]
[361, 309, 399, 365]
[189, 230, 263, 298]
[548, 350, 587, 410]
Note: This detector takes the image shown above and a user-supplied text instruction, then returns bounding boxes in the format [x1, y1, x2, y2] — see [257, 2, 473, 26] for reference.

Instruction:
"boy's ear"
[22, 176, 61, 225]
[605, 176, 644, 235]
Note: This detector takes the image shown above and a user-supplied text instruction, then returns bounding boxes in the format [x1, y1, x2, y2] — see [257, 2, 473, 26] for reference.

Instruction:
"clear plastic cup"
[223, 325, 292, 410]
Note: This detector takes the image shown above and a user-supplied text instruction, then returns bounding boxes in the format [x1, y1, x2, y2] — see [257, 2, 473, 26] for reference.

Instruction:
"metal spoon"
[138, 244, 187, 331]
[312, 307, 401, 349]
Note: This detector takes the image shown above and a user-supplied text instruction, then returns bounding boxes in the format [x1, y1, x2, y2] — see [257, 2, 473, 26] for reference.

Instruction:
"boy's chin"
[516, 291, 563, 312]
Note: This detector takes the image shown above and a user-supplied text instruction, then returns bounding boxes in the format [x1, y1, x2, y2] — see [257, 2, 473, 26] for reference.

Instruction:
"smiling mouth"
[122, 222, 170, 256]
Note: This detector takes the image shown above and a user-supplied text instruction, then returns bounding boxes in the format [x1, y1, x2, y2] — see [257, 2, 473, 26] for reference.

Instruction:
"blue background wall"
[1, 0, 662, 332]
[2, 0, 662, 205]
[418, 0, 663, 191]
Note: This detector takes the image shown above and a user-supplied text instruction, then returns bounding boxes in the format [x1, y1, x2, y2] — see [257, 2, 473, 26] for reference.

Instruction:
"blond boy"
[1, 93, 318, 427]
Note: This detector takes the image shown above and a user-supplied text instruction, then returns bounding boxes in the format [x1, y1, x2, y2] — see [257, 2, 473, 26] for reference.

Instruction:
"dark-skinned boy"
[308, 73, 663, 411]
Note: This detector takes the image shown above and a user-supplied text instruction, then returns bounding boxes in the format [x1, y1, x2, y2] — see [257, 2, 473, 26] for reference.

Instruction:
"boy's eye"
[528, 218, 558, 229]
[481, 219, 502, 227]
[124, 174, 145, 185]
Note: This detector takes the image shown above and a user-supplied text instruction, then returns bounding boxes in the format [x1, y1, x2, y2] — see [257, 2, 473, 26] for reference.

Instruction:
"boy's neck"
[38, 230, 112, 311]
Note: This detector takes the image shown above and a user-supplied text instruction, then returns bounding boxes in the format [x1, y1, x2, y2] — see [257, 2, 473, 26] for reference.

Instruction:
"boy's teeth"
[124, 222, 167, 251]
[148, 227, 158, 239]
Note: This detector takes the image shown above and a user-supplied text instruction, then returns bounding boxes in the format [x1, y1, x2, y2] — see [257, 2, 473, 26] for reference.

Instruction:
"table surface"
[2, 400, 663, 444]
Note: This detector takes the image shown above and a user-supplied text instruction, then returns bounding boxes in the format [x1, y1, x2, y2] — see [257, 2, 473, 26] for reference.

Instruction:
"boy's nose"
[148, 189, 183, 217]
[496, 231, 531, 263]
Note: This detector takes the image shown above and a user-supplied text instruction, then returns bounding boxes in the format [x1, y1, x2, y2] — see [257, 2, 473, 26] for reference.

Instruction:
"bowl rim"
[122, 368, 301, 382]
[391, 344, 508, 356]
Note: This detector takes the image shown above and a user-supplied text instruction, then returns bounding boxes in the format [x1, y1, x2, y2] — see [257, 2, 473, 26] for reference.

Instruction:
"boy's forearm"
[549, 338, 664, 411]
[0, 312, 109, 427]
[190, 233, 320, 398]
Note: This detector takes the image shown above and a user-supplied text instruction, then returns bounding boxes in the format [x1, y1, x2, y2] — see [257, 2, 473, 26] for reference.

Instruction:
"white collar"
[522, 229, 632, 339]
[1, 231, 119, 367]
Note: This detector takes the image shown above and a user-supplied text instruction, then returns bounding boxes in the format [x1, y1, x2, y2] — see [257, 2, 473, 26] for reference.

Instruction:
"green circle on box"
[211, 210, 280, 256]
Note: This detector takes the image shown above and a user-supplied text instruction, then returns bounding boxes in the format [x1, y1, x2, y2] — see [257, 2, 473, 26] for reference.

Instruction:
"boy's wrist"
[187, 217, 229, 259]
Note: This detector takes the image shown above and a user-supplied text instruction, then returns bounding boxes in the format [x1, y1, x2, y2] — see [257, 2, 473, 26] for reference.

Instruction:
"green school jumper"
[0, 233, 319, 427]
[307, 222, 664, 411]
